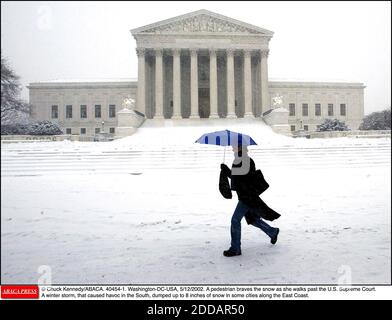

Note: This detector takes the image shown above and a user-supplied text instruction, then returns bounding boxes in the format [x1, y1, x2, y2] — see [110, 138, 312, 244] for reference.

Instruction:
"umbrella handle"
[223, 146, 226, 163]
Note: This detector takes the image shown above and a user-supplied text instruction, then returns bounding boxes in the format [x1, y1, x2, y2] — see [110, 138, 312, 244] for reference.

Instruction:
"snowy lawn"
[1, 124, 391, 284]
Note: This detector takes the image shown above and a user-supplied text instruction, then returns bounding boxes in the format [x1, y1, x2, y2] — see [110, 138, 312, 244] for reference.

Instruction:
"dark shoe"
[223, 249, 242, 257]
[271, 228, 279, 245]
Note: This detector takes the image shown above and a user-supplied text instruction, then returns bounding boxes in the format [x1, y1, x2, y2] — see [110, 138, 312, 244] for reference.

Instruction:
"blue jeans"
[230, 200, 278, 252]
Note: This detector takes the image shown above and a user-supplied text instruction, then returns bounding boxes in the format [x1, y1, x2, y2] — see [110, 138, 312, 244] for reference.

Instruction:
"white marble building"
[28, 9, 365, 135]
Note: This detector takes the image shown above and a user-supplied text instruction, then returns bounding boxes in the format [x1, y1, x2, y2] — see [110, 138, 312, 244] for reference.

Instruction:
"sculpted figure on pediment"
[143, 15, 259, 34]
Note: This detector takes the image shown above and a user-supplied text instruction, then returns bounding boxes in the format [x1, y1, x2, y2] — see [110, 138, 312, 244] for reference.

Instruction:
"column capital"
[154, 48, 163, 57]
[136, 48, 146, 57]
[226, 48, 235, 56]
[172, 48, 182, 56]
[261, 49, 269, 59]
[208, 48, 217, 55]
[189, 48, 199, 56]
[243, 49, 253, 57]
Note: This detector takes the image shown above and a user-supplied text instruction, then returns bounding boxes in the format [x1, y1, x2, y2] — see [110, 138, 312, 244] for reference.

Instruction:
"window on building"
[80, 128, 86, 135]
[304, 125, 309, 131]
[302, 104, 308, 116]
[66, 128, 71, 134]
[328, 104, 334, 116]
[109, 104, 116, 118]
[290, 125, 296, 132]
[51, 105, 58, 119]
[95, 105, 101, 118]
[95, 128, 100, 134]
[66, 105, 72, 119]
[109, 127, 115, 134]
[289, 103, 295, 116]
[80, 105, 87, 118]
[315, 103, 321, 116]
[340, 104, 346, 116]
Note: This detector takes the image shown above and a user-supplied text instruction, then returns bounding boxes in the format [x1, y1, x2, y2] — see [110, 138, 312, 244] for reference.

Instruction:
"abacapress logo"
[1, 286, 39, 299]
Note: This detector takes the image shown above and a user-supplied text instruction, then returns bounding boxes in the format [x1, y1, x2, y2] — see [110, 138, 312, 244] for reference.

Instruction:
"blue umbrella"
[195, 129, 257, 162]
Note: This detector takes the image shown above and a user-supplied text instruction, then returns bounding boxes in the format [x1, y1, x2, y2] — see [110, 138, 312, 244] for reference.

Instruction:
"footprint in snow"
[140, 220, 167, 227]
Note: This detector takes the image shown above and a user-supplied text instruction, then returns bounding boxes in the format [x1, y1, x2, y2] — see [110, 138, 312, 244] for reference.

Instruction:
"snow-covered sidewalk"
[1, 124, 390, 284]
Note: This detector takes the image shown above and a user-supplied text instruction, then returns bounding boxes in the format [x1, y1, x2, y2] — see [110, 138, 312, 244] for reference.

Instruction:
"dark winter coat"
[220, 156, 281, 224]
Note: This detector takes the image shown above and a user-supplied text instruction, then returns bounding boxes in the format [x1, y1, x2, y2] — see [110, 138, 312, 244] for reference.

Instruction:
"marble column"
[136, 48, 146, 115]
[189, 49, 199, 119]
[226, 49, 236, 118]
[172, 48, 182, 119]
[243, 49, 253, 118]
[154, 49, 164, 119]
[260, 49, 270, 116]
[209, 49, 219, 118]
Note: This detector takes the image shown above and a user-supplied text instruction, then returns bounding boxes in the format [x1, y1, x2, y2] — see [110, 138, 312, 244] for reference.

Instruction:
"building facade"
[28, 10, 365, 135]
[28, 80, 137, 136]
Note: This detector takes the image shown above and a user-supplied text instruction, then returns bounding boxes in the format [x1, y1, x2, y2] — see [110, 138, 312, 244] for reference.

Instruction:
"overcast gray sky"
[1, 1, 390, 114]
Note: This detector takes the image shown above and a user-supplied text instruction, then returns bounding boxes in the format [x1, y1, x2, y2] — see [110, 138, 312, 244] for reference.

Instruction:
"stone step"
[2, 146, 390, 156]
[2, 157, 389, 169]
[2, 153, 389, 164]
[1, 164, 388, 178]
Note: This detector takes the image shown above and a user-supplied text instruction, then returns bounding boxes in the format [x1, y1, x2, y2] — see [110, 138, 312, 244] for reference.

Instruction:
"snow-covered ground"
[1, 120, 391, 284]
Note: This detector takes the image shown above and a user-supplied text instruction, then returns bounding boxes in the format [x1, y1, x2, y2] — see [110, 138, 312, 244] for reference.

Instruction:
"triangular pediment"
[131, 9, 273, 36]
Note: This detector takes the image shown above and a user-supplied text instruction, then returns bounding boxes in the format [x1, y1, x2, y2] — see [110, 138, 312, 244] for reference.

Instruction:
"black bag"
[252, 169, 269, 195]
[219, 171, 232, 199]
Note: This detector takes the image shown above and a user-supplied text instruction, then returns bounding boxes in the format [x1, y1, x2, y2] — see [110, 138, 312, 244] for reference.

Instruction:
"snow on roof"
[34, 78, 137, 83]
[269, 77, 362, 84]
[271, 107, 289, 112]
[29, 77, 363, 87]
